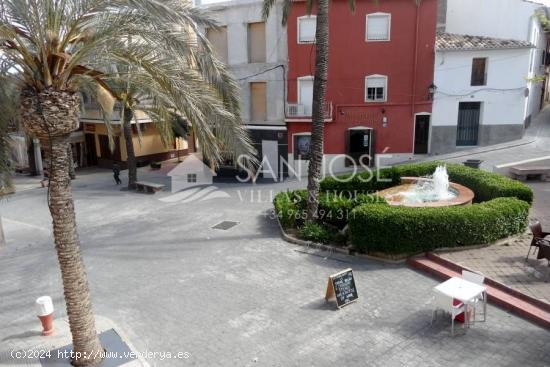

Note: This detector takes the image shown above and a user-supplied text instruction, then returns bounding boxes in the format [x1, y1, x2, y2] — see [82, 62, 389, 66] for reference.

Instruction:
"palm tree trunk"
[20, 88, 103, 366]
[306, 0, 329, 222]
[45, 135, 103, 366]
[122, 108, 137, 189]
[68, 144, 76, 179]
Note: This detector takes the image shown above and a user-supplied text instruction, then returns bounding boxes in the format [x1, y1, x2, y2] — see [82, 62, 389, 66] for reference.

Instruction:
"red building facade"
[286, 0, 437, 174]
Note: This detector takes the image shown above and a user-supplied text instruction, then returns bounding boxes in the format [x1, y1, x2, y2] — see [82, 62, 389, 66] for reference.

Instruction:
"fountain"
[377, 165, 474, 207]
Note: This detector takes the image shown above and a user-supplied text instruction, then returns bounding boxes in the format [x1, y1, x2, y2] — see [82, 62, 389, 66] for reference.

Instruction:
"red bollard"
[35, 296, 54, 336]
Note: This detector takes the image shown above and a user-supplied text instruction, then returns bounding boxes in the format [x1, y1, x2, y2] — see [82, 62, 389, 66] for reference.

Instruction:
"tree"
[0, 0, 254, 365]
[101, 63, 207, 189]
[0, 60, 18, 194]
[263, 0, 419, 222]
[262, 0, 341, 222]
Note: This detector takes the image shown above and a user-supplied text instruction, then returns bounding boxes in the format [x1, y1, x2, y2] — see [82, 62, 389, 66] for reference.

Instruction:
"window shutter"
[299, 17, 316, 42]
[248, 22, 266, 63]
[367, 77, 385, 88]
[367, 15, 389, 40]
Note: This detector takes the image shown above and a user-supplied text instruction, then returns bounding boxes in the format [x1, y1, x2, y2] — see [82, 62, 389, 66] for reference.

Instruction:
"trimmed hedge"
[320, 167, 397, 194]
[274, 190, 385, 229]
[275, 162, 532, 255]
[320, 162, 533, 204]
[349, 197, 530, 254]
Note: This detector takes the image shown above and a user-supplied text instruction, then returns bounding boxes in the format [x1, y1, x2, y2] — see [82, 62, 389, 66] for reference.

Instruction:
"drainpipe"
[411, 2, 420, 116]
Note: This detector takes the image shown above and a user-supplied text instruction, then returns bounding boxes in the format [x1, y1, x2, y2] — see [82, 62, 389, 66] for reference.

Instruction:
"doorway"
[85, 134, 98, 166]
[261, 140, 279, 180]
[414, 114, 430, 154]
[346, 128, 374, 167]
[457, 102, 481, 146]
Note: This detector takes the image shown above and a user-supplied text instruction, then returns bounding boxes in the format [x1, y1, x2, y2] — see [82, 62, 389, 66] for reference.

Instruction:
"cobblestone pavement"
[428, 107, 550, 306]
[436, 180, 550, 304]
[438, 232, 550, 304]
[1, 169, 549, 367]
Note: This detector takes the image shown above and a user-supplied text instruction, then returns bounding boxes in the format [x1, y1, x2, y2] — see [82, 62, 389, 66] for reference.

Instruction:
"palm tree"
[262, 0, 340, 222]
[0, 1, 254, 365]
[100, 64, 197, 189]
[0, 79, 16, 196]
[0, 72, 15, 193]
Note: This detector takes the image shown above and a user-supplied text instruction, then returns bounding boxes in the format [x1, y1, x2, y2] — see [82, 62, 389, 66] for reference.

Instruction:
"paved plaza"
[1, 166, 549, 367]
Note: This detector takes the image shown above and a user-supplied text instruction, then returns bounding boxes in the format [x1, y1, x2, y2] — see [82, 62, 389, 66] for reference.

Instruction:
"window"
[250, 82, 267, 121]
[206, 26, 228, 64]
[297, 16, 316, 43]
[366, 13, 391, 41]
[298, 76, 314, 115]
[248, 22, 266, 63]
[470, 58, 487, 86]
[365, 75, 387, 102]
[187, 174, 197, 183]
[294, 134, 311, 160]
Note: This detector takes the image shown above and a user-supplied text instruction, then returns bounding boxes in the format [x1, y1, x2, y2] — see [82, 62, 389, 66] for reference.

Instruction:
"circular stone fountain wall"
[377, 177, 474, 208]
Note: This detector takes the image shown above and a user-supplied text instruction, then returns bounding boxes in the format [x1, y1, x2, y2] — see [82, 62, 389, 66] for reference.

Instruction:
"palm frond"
[0, 74, 18, 192]
[0, 0, 255, 168]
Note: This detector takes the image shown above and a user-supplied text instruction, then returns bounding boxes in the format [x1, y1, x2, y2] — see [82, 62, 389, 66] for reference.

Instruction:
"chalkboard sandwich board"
[325, 268, 358, 309]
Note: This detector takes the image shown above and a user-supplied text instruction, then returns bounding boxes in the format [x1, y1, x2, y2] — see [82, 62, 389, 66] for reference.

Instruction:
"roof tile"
[436, 32, 533, 51]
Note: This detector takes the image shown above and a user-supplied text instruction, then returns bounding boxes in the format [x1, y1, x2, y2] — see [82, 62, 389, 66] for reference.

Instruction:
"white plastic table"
[434, 277, 487, 326]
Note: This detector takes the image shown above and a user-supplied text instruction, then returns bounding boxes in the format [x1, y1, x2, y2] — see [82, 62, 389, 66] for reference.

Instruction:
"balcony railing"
[286, 102, 333, 121]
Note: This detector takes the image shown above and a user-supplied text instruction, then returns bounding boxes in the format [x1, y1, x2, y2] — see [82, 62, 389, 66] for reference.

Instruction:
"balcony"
[285, 102, 333, 122]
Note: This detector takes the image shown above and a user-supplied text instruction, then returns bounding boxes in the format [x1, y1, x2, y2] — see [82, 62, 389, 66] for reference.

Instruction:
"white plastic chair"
[432, 291, 465, 336]
[462, 270, 486, 322]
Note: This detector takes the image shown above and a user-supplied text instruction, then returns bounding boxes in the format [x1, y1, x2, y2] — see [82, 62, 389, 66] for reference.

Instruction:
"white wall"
[443, 0, 547, 123]
[432, 49, 531, 127]
[201, 0, 287, 125]
[445, 0, 542, 42]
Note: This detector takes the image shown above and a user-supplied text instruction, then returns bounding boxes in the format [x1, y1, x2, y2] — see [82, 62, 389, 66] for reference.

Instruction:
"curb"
[273, 212, 408, 264]
[420, 138, 537, 162]
[426, 252, 550, 313]
[408, 253, 550, 329]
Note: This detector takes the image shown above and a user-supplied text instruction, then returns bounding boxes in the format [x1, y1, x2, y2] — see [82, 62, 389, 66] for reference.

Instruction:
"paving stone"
[2, 154, 550, 366]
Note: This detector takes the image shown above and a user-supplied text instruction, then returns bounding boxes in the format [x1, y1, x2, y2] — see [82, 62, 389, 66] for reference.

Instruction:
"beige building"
[80, 106, 190, 168]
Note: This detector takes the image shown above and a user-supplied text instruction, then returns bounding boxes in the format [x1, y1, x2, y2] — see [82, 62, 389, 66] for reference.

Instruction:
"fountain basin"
[377, 177, 474, 208]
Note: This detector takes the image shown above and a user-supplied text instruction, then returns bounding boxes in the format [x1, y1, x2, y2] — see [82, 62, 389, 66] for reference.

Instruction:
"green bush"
[273, 190, 307, 228]
[274, 189, 386, 229]
[322, 161, 533, 204]
[276, 162, 532, 253]
[298, 222, 335, 244]
[319, 167, 398, 194]
[349, 197, 530, 254]
[318, 192, 386, 228]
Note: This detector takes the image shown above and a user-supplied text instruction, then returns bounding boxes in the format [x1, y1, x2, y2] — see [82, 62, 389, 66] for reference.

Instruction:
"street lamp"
[428, 83, 437, 100]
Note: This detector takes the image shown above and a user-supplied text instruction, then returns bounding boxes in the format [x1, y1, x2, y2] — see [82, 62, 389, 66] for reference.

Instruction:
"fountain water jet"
[377, 165, 474, 207]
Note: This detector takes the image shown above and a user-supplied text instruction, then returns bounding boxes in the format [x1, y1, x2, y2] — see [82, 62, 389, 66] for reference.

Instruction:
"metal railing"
[286, 101, 333, 120]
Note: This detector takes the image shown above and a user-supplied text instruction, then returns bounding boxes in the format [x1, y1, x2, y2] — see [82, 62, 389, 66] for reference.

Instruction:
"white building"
[430, 0, 547, 154]
[199, 0, 288, 180]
